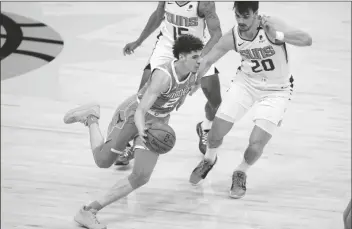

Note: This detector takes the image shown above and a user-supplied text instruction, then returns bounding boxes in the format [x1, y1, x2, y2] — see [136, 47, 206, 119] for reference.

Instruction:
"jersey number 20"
[173, 27, 189, 40]
[251, 59, 275, 73]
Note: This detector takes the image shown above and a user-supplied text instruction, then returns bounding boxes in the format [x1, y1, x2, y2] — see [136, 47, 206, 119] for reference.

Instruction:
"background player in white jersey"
[189, 1, 312, 199]
[121, 2, 222, 163]
[63, 35, 204, 229]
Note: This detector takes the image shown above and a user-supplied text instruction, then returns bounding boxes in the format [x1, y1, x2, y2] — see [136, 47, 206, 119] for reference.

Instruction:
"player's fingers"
[123, 48, 129, 56]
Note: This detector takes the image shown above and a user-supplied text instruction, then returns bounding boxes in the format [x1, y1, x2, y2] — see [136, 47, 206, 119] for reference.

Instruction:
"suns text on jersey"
[239, 45, 276, 60]
[165, 12, 198, 27]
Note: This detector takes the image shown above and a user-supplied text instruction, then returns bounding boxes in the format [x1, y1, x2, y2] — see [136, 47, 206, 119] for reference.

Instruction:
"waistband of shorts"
[147, 110, 170, 117]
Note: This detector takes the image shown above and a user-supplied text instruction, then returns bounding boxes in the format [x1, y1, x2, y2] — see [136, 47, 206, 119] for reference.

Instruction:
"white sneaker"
[63, 104, 100, 125]
[74, 206, 107, 229]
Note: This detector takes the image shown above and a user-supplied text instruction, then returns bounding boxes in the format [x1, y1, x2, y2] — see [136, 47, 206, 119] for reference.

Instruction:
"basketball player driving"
[63, 34, 204, 229]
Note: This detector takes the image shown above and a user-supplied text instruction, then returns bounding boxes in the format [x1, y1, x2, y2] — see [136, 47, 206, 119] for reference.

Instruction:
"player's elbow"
[307, 36, 312, 46]
[304, 34, 312, 46]
[301, 32, 312, 46]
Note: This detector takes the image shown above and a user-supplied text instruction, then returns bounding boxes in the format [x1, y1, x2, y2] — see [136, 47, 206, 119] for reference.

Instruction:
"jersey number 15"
[173, 26, 189, 40]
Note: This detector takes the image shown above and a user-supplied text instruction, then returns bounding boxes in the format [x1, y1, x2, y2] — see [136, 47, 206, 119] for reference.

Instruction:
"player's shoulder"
[152, 63, 173, 82]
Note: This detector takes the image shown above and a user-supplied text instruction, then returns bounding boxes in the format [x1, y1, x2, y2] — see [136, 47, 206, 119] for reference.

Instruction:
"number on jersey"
[173, 26, 189, 40]
[251, 59, 275, 73]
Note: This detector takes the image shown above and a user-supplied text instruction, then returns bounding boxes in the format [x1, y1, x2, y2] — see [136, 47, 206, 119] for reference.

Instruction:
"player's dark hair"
[233, 1, 259, 14]
[172, 34, 204, 59]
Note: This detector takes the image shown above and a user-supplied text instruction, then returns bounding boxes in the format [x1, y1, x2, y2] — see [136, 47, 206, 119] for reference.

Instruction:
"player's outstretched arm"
[123, 2, 165, 55]
[189, 29, 233, 95]
[134, 70, 170, 136]
[198, 29, 234, 79]
[198, 2, 222, 57]
[259, 15, 312, 47]
[136, 2, 165, 45]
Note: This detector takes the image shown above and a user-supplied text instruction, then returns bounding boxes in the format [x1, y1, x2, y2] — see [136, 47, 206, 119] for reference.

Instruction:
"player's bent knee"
[255, 119, 277, 136]
[92, 146, 116, 169]
[128, 172, 151, 189]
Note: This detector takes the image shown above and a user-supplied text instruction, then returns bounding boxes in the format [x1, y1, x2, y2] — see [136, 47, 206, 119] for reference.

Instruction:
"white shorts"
[148, 36, 218, 76]
[216, 71, 293, 134]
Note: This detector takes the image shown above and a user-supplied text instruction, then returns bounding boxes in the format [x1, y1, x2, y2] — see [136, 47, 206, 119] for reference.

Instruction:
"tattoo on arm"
[199, 2, 222, 57]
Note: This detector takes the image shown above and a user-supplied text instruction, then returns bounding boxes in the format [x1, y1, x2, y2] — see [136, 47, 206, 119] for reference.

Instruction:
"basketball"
[145, 122, 176, 154]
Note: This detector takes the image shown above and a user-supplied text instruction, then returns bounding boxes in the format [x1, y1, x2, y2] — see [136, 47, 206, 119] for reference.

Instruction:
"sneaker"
[189, 157, 217, 185]
[114, 143, 134, 166]
[196, 122, 209, 155]
[63, 103, 100, 125]
[74, 206, 106, 229]
[229, 171, 247, 199]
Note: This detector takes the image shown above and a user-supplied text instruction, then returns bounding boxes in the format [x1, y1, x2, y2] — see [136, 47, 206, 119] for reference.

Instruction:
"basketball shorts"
[216, 70, 293, 135]
[145, 36, 219, 77]
[105, 95, 170, 153]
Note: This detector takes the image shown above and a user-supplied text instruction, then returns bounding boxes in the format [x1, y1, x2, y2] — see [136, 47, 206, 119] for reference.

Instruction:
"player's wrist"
[135, 38, 143, 45]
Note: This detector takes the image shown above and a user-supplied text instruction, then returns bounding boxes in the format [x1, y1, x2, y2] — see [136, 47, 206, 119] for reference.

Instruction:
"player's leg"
[63, 96, 138, 169]
[190, 80, 253, 185]
[343, 199, 351, 229]
[196, 66, 222, 154]
[75, 114, 169, 229]
[229, 90, 292, 199]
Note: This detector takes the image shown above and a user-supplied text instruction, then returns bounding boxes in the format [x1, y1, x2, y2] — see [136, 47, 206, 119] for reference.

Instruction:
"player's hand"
[189, 82, 201, 96]
[123, 40, 141, 56]
[258, 15, 277, 40]
[175, 97, 185, 111]
[138, 123, 152, 144]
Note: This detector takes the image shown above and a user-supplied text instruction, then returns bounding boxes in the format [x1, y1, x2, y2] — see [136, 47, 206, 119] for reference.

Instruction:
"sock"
[85, 201, 103, 211]
[87, 115, 98, 127]
[235, 158, 251, 173]
[201, 119, 213, 131]
[204, 147, 217, 163]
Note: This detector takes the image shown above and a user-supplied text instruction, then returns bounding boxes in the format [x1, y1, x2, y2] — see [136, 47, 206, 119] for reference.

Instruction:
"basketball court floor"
[1, 2, 351, 229]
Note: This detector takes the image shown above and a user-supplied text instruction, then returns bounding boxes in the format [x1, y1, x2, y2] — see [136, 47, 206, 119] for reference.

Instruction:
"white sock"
[201, 119, 213, 131]
[235, 159, 251, 173]
[204, 147, 217, 163]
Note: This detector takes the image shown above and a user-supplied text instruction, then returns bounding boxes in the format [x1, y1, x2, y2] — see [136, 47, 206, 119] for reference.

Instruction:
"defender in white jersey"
[122, 2, 222, 161]
[189, 2, 312, 199]
[63, 35, 204, 229]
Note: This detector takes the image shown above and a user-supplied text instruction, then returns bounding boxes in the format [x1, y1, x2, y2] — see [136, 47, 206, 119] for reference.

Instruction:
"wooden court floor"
[1, 2, 351, 229]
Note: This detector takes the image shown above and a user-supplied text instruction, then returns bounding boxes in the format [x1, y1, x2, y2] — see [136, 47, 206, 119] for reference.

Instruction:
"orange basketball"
[145, 122, 176, 154]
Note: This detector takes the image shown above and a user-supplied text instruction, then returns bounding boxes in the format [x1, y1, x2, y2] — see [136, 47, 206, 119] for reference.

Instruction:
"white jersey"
[232, 25, 292, 89]
[160, 1, 208, 45]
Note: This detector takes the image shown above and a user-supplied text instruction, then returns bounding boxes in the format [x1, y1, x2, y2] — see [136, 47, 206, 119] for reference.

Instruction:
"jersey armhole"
[232, 26, 238, 52]
[152, 67, 173, 94]
[263, 30, 285, 46]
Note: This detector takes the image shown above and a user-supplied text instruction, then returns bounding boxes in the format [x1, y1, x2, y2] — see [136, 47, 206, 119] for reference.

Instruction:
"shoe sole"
[64, 103, 100, 124]
[114, 161, 130, 166]
[74, 216, 107, 229]
[196, 123, 202, 137]
[196, 123, 206, 155]
[229, 192, 245, 199]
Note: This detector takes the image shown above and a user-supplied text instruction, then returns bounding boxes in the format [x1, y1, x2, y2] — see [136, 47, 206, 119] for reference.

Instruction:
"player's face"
[235, 9, 257, 32]
[180, 51, 201, 73]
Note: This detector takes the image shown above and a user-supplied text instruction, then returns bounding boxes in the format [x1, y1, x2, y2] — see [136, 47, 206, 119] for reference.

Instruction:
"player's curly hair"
[233, 1, 259, 14]
[172, 34, 204, 59]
